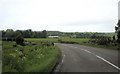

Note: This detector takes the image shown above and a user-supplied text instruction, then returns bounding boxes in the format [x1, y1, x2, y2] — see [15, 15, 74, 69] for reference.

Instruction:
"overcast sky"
[0, 0, 119, 32]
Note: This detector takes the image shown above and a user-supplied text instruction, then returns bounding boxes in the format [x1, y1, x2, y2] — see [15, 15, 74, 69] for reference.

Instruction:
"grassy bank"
[25, 38, 118, 50]
[2, 41, 60, 72]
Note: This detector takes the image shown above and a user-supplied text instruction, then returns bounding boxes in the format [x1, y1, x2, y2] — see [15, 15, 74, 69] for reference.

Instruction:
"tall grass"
[2, 41, 60, 72]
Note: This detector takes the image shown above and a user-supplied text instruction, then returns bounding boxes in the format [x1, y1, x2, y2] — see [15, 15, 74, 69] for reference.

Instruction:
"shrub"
[15, 34, 24, 45]
[13, 45, 17, 47]
[58, 39, 62, 42]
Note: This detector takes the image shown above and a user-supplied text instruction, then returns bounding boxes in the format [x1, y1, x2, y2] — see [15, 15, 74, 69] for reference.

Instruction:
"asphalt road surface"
[54, 43, 120, 72]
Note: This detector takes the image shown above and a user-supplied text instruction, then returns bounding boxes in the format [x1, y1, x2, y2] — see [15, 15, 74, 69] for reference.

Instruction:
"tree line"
[1, 29, 47, 41]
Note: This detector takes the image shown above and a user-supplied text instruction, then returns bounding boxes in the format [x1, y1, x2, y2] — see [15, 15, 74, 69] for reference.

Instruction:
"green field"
[25, 38, 90, 43]
[2, 41, 60, 72]
[25, 38, 58, 43]
[25, 38, 118, 50]
[102, 33, 117, 38]
[61, 38, 90, 44]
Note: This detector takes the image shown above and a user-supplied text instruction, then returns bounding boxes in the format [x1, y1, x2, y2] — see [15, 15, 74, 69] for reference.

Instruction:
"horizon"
[0, 29, 116, 33]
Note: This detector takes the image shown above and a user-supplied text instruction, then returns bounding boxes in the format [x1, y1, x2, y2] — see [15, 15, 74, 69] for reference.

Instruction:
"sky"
[0, 0, 119, 32]
[118, 1, 120, 20]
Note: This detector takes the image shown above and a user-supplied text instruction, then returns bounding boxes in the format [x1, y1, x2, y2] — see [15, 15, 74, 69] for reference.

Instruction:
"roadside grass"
[0, 61, 1, 74]
[2, 41, 60, 72]
[0, 49, 1, 74]
[0, 41, 2, 51]
[25, 38, 118, 50]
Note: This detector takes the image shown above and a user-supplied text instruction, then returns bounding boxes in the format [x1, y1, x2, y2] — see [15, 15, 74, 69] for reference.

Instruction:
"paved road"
[54, 43, 120, 72]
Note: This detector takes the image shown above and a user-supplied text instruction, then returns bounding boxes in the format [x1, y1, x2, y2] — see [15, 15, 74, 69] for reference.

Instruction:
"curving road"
[54, 43, 120, 72]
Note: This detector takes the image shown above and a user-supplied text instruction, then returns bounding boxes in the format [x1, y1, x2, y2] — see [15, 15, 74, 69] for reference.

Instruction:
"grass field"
[25, 38, 58, 43]
[25, 38, 118, 50]
[2, 41, 60, 72]
[25, 38, 90, 43]
[61, 38, 90, 44]
[102, 33, 117, 38]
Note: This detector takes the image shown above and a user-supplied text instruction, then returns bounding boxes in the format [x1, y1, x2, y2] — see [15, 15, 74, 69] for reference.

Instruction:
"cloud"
[0, 0, 119, 32]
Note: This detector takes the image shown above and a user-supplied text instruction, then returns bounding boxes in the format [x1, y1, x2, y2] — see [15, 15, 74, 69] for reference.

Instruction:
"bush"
[58, 39, 62, 42]
[13, 45, 17, 47]
[15, 34, 24, 45]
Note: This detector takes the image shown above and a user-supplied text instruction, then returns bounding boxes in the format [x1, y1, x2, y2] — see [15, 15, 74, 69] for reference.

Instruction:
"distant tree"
[41, 30, 47, 38]
[3, 29, 15, 41]
[0, 31, 2, 40]
[14, 30, 22, 37]
[15, 34, 24, 45]
[4, 29, 14, 38]
[21, 29, 32, 38]
[2, 30, 5, 37]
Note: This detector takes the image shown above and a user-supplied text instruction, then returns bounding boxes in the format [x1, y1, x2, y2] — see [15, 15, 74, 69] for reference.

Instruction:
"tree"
[4, 29, 14, 38]
[15, 34, 24, 45]
[0, 30, 2, 40]
[2, 30, 5, 37]
[115, 20, 120, 43]
[41, 30, 47, 38]
[14, 30, 22, 37]
[21, 29, 32, 38]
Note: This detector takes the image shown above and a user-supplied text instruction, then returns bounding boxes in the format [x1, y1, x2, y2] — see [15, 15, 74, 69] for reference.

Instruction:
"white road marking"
[74, 47, 78, 48]
[62, 59, 64, 63]
[81, 48, 120, 71]
[55, 54, 66, 72]
[84, 49, 92, 53]
[81, 49, 84, 50]
[70, 46, 74, 47]
[60, 44, 120, 71]
[62, 54, 66, 63]
[96, 55, 120, 71]
[54, 55, 66, 72]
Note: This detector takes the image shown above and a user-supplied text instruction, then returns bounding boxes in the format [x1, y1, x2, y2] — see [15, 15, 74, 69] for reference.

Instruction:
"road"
[54, 43, 120, 72]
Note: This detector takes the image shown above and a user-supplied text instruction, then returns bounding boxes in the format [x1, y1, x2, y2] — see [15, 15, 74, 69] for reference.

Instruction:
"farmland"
[25, 38, 89, 43]
[2, 41, 60, 72]
[25, 38, 118, 50]
[25, 38, 59, 43]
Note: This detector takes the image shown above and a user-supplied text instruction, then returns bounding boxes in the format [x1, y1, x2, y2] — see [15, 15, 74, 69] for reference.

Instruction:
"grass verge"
[2, 41, 60, 72]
